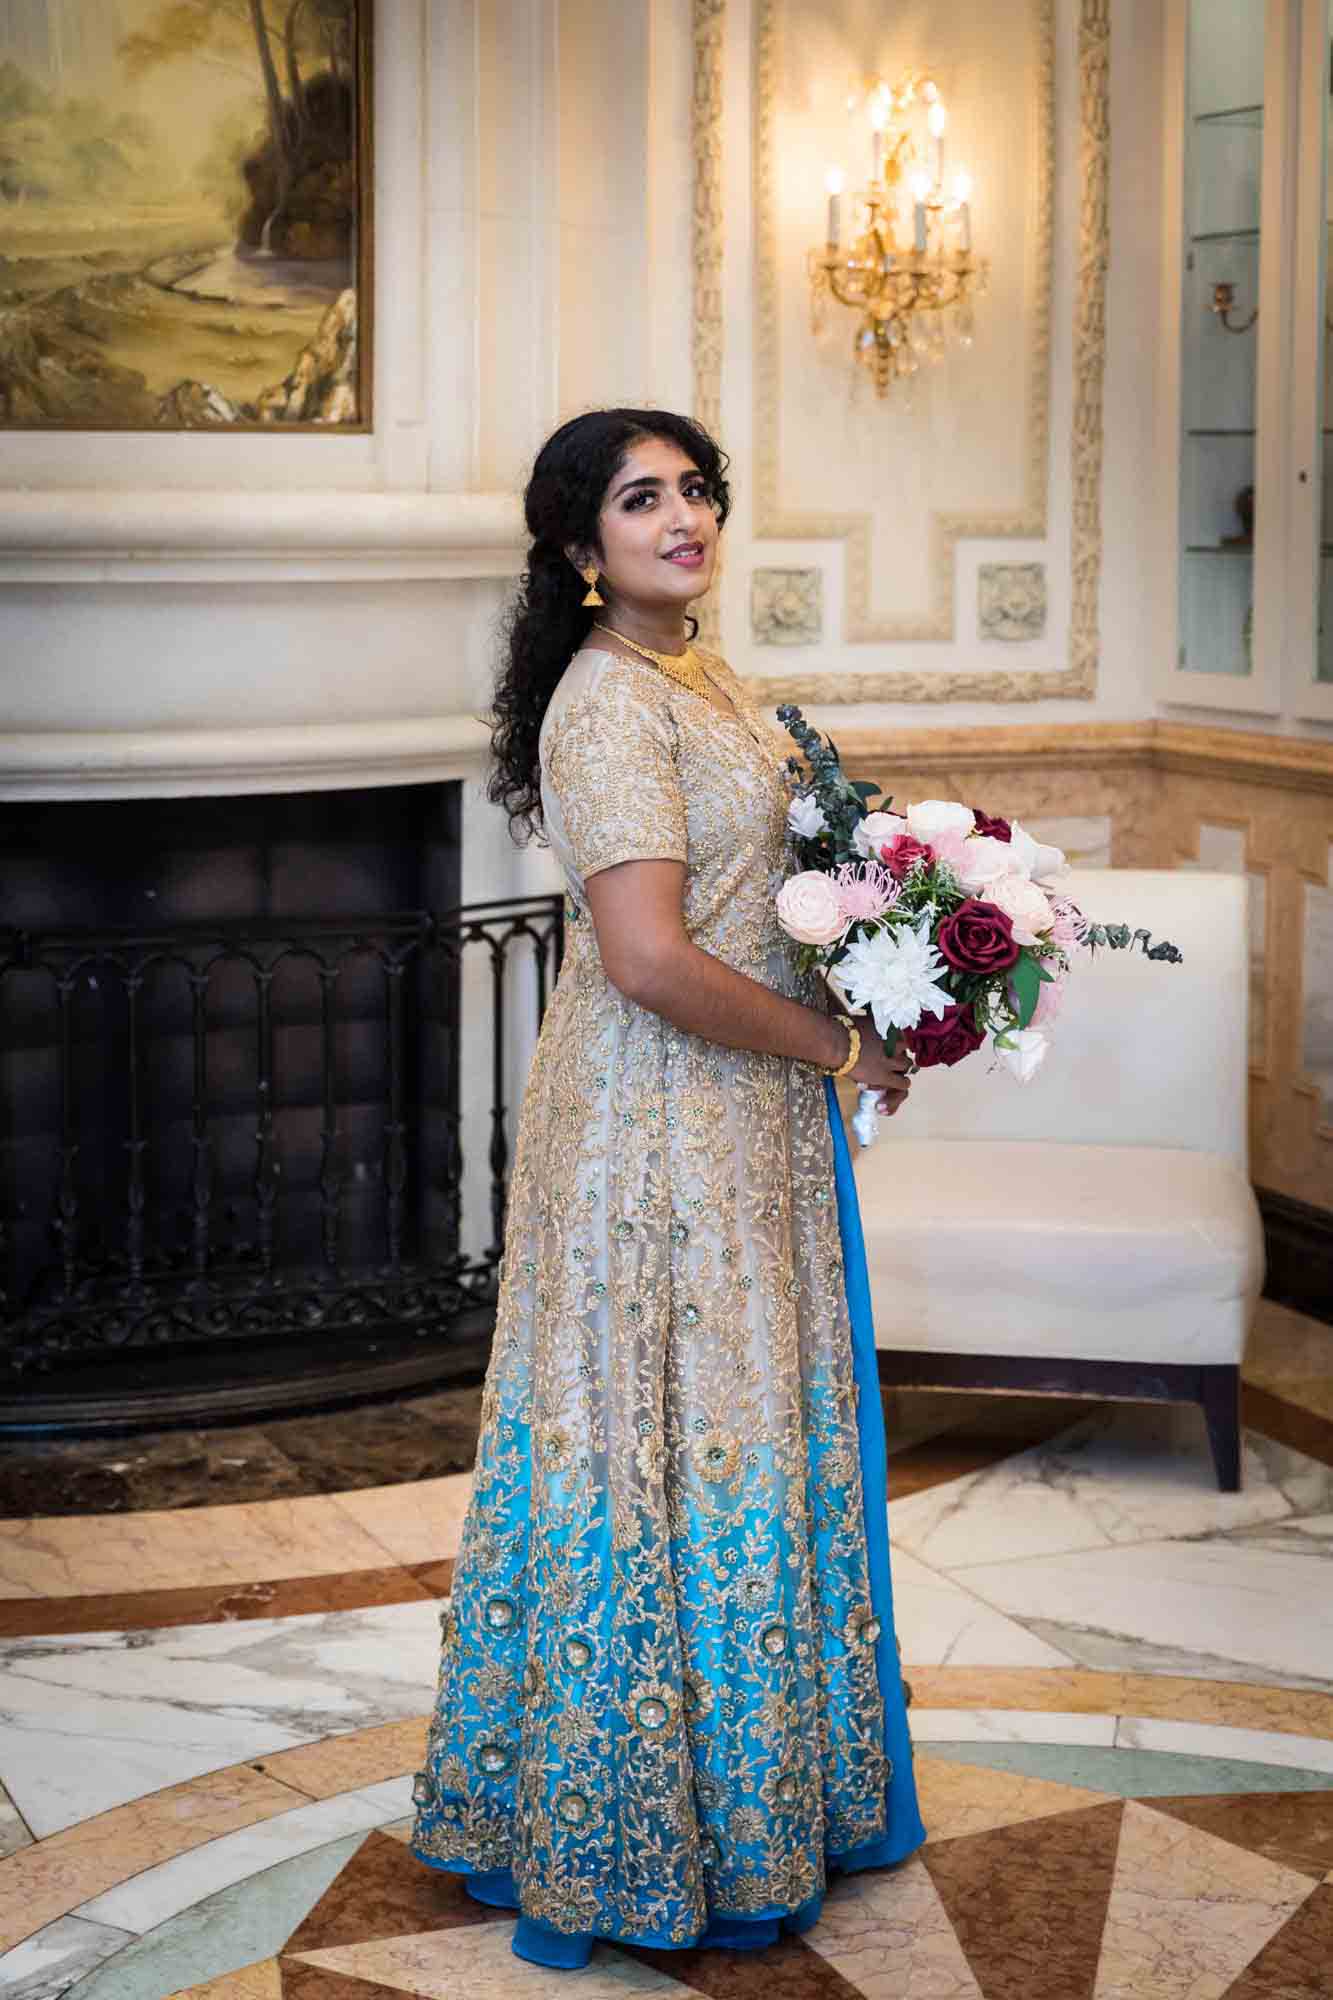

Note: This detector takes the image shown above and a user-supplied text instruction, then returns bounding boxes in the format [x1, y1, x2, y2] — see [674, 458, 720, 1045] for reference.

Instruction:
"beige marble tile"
[910, 1668, 1333, 1743]
[293, 1924, 694, 1997]
[252, 1718, 428, 1801]
[1118, 1674, 1333, 1742]
[1092, 1801, 1317, 2000]
[0, 1493, 399, 1598]
[915, 1756, 1115, 1842]
[806, 1854, 985, 1997]
[329, 1475, 475, 1567]
[168, 1959, 283, 1998]
[911, 1668, 1132, 1717]
[0, 1774, 33, 1860]
[0, 1764, 307, 1956]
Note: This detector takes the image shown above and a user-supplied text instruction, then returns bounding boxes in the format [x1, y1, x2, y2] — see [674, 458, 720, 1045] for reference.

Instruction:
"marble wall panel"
[838, 722, 1333, 1211]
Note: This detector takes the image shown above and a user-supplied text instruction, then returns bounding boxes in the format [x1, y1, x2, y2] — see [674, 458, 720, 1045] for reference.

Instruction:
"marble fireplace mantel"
[0, 489, 526, 585]
[0, 715, 494, 803]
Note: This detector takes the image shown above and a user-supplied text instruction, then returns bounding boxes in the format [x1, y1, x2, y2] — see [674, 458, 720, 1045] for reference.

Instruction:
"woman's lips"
[663, 544, 706, 569]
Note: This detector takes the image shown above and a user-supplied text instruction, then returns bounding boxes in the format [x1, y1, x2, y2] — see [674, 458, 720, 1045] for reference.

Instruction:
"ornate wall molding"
[829, 720, 1333, 798]
[740, 0, 1109, 704]
[751, 0, 1054, 650]
[692, 0, 727, 650]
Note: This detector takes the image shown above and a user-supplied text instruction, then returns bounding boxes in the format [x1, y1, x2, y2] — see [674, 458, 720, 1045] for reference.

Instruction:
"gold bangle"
[827, 1013, 861, 1079]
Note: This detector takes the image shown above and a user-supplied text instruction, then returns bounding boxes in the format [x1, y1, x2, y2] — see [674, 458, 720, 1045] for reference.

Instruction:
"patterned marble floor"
[1, 1300, 1330, 1999]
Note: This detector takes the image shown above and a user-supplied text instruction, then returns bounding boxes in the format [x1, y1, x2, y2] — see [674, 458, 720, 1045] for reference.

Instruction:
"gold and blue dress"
[410, 645, 924, 1965]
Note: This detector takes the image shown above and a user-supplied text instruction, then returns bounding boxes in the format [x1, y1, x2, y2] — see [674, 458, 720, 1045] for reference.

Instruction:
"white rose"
[997, 1028, 1049, 1083]
[787, 793, 829, 839]
[953, 835, 1015, 892]
[986, 872, 1054, 947]
[852, 810, 908, 859]
[905, 799, 976, 844]
[1008, 822, 1067, 883]
[776, 870, 846, 946]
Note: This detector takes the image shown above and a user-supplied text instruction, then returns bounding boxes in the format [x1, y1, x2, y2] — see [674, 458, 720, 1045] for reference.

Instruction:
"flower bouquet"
[776, 707, 1183, 1145]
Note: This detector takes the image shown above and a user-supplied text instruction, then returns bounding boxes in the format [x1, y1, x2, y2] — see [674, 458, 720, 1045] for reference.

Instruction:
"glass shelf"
[1186, 543, 1253, 554]
[1185, 427, 1256, 437]
[1190, 227, 1261, 244]
[1194, 104, 1264, 126]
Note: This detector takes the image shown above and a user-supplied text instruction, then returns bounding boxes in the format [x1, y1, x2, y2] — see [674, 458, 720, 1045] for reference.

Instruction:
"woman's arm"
[584, 857, 910, 1106]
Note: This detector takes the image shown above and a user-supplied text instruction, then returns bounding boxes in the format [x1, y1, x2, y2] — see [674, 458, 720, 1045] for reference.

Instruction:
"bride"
[409, 406, 924, 1968]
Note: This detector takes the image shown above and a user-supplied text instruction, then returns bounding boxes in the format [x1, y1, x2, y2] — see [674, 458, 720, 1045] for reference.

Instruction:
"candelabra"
[809, 74, 987, 396]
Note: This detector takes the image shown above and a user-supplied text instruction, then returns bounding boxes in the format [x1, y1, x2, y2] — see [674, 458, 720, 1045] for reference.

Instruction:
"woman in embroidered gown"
[410, 409, 925, 1968]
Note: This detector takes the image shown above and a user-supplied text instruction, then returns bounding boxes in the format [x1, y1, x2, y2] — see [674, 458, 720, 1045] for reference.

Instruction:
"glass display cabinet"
[1160, 0, 1333, 719]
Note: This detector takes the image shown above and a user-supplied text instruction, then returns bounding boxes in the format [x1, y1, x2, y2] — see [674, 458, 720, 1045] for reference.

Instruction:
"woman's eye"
[624, 491, 654, 510]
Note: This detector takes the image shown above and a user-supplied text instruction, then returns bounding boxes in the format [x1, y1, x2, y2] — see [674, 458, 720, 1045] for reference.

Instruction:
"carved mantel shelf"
[0, 489, 526, 584]
[0, 715, 493, 802]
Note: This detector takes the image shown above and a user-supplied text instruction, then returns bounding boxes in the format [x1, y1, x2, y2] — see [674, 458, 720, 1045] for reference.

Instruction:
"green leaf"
[851, 780, 881, 800]
[1010, 951, 1051, 1029]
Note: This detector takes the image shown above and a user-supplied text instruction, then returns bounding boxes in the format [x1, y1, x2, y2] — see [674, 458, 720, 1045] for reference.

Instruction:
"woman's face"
[587, 435, 719, 614]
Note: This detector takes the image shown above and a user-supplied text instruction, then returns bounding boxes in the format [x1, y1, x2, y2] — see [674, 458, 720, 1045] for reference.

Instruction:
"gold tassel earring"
[580, 563, 604, 608]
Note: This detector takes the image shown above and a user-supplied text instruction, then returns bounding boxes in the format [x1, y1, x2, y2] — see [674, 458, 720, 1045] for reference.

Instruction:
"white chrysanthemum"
[830, 921, 954, 1036]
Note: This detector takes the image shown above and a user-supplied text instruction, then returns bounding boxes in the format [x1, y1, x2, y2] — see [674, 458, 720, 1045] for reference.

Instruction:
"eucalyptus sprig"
[778, 703, 885, 865]
[1083, 923, 1184, 965]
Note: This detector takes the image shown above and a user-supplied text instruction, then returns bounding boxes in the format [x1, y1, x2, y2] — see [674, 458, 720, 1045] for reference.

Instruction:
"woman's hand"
[843, 1012, 913, 1115]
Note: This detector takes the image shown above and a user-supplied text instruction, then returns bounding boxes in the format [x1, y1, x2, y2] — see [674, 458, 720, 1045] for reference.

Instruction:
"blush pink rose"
[952, 835, 1017, 893]
[852, 810, 909, 860]
[776, 870, 846, 945]
[987, 872, 1054, 946]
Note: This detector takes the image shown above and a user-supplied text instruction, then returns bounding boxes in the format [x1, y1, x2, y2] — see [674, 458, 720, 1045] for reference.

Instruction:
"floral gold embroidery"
[409, 646, 905, 1944]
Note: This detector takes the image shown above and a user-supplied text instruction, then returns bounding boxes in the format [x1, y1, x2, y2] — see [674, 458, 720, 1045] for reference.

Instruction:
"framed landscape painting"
[0, 1, 372, 431]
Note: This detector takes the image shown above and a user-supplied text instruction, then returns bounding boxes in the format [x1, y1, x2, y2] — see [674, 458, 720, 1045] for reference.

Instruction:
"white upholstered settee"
[852, 869, 1265, 1491]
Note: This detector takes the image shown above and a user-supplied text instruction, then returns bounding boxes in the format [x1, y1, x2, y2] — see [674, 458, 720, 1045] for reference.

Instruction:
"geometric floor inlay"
[158, 1774, 1333, 2000]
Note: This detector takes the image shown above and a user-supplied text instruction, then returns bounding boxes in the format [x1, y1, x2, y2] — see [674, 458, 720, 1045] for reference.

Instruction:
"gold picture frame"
[0, 1, 374, 433]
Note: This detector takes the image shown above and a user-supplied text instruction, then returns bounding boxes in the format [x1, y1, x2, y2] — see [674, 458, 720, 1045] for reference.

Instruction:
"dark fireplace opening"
[0, 785, 562, 1434]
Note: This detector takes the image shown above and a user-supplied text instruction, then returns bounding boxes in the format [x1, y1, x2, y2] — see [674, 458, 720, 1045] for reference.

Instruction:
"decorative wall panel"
[752, 0, 1054, 643]
[727, 0, 1111, 706]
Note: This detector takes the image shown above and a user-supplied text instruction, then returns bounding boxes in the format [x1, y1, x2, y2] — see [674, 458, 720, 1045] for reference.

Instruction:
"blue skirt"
[412, 1078, 925, 1965]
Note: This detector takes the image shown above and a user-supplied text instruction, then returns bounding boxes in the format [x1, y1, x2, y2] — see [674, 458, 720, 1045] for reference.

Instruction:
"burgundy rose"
[904, 1002, 986, 1070]
[936, 898, 1021, 974]
[968, 807, 1013, 843]
[881, 834, 933, 881]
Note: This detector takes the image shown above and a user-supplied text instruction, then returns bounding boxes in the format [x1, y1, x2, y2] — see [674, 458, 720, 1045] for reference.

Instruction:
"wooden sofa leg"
[1201, 1365, 1242, 1493]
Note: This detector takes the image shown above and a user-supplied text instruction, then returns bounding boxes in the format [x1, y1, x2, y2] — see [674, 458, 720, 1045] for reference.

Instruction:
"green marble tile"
[919, 1741, 1333, 1797]
[65, 1832, 369, 2000]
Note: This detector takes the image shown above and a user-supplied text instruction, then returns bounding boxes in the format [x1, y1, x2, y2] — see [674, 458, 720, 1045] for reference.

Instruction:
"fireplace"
[0, 784, 562, 1433]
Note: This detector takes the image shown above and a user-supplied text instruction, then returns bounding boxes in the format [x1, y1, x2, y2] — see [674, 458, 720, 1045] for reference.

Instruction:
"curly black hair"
[487, 407, 731, 842]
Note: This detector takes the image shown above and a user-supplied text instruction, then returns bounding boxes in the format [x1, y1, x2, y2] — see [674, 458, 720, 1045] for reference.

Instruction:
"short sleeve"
[542, 672, 689, 883]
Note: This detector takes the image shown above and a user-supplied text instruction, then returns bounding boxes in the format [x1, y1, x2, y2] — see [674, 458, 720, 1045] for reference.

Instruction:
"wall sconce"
[809, 72, 988, 396]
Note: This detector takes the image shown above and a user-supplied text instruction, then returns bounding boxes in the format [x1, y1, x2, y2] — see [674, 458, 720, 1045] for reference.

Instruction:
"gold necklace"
[591, 623, 716, 703]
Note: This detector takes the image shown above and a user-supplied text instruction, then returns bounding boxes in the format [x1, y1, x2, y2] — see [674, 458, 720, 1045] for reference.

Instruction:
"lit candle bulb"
[927, 100, 947, 188]
[910, 169, 931, 253]
[952, 169, 973, 252]
[825, 166, 845, 248]
[870, 97, 888, 184]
